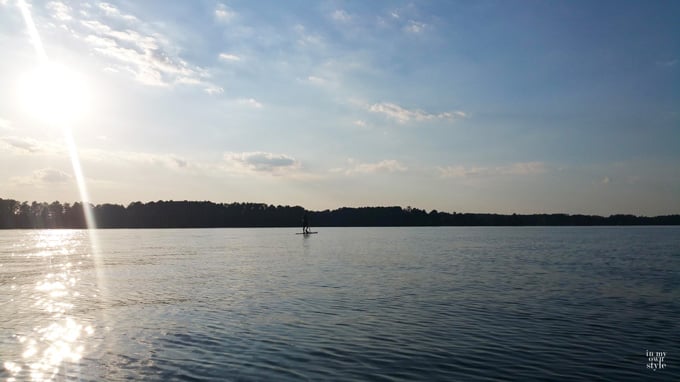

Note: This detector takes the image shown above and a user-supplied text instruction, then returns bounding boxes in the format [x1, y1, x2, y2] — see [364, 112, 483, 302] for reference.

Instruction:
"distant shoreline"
[2, 226, 680, 231]
[1, 198, 679, 229]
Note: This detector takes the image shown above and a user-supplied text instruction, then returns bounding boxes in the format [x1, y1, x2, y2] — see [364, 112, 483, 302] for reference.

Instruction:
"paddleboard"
[296, 232, 318, 235]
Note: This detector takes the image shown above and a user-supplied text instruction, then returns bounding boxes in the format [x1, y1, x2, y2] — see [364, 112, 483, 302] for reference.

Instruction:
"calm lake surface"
[1, 227, 678, 381]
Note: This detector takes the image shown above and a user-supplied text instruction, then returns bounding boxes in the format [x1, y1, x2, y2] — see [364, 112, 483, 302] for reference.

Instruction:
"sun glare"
[17, 62, 91, 126]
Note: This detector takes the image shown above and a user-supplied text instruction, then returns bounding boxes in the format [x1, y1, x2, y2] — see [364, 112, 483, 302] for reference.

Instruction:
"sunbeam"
[12, 2, 107, 379]
[17, 1, 98, 232]
[64, 130, 98, 239]
[17, 0, 46, 62]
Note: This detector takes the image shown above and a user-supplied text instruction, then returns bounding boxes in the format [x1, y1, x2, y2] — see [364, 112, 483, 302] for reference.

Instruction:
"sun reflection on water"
[3, 231, 95, 382]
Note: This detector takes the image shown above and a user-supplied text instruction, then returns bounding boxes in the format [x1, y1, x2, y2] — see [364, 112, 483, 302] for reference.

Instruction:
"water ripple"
[2, 227, 679, 380]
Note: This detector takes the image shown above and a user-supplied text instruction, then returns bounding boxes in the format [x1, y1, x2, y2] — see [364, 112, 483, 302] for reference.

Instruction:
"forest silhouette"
[1, 198, 678, 229]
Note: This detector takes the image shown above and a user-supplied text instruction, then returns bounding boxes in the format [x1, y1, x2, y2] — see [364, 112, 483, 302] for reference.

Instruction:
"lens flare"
[9, 2, 108, 380]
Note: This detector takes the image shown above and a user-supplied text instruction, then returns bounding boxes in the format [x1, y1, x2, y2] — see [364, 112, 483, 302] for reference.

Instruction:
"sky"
[0, 0, 678, 215]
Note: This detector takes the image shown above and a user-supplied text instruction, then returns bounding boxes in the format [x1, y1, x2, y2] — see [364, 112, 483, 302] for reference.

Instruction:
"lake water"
[1, 227, 678, 381]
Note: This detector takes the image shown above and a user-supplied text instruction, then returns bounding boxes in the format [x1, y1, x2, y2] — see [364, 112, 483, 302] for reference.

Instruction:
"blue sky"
[0, 0, 678, 215]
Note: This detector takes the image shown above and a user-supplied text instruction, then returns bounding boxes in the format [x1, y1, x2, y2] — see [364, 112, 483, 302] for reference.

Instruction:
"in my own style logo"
[646, 350, 667, 371]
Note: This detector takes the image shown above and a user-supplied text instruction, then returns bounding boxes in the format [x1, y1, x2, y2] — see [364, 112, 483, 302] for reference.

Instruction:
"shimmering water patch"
[1, 230, 100, 381]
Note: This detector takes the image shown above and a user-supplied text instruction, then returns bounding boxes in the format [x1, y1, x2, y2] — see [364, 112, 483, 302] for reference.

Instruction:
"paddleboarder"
[302, 212, 310, 234]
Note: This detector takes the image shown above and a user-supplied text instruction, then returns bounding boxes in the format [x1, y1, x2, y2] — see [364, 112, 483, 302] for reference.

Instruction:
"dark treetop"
[1, 198, 679, 229]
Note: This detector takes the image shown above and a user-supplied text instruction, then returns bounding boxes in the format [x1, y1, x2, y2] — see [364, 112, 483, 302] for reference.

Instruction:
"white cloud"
[10, 168, 72, 186]
[237, 98, 263, 108]
[223, 152, 300, 174]
[82, 149, 189, 170]
[98, 2, 138, 22]
[354, 120, 368, 128]
[42, 2, 220, 92]
[215, 3, 236, 23]
[2, 136, 39, 152]
[438, 162, 547, 178]
[506, 162, 547, 175]
[307, 75, 327, 85]
[0, 137, 194, 173]
[0, 136, 63, 154]
[88, 148, 310, 179]
[204, 85, 224, 95]
[437, 165, 481, 178]
[380, 6, 430, 34]
[369, 102, 466, 124]
[335, 159, 408, 175]
[218, 53, 241, 62]
[303, 58, 355, 88]
[404, 20, 427, 34]
[46, 1, 72, 21]
[38, 168, 72, 183]
[294, 24, 324, 47]
[143, 153, 187, 169]
[332, 10, 351, 22]
[79, 20, 200, 85]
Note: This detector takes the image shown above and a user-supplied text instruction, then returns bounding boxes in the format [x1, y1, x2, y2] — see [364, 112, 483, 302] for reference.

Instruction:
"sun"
[17, 62, 91, 127]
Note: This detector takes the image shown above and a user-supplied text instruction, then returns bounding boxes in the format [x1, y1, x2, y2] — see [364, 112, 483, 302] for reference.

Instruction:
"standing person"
[302, 212, 310, 234]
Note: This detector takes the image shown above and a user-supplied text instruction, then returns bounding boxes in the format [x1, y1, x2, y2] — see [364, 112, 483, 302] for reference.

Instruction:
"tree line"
[0, 198, 678, 229]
